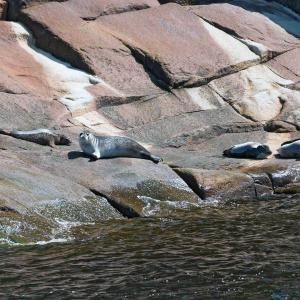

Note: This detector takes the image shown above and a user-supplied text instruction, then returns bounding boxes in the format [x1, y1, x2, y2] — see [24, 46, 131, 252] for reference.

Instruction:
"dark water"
[0, 196, 299, 299]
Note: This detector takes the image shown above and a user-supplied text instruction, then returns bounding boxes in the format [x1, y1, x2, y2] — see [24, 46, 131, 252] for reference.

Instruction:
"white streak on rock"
[201, 19, 260, 65]
[11, 22, 124, 116]
[186, 87, 224, 110]
[74, 111, 122, 134]
[239, 38, 271, 61]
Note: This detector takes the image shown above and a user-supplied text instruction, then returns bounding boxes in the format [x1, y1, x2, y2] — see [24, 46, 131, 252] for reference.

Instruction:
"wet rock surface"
[173, 168, 256, 200]
[0, 0, 299, 233]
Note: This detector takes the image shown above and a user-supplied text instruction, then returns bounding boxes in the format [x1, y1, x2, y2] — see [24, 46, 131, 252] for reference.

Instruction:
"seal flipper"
[92, 151, 100, 159]
[151, 154, 163, 163]
[48, 136, 57, 148]
[140, 152, 162, 163]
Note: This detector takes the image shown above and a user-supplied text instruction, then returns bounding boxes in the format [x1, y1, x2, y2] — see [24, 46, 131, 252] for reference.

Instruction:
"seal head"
[79, 130, 100, 159]
[57, 134, 72, 146]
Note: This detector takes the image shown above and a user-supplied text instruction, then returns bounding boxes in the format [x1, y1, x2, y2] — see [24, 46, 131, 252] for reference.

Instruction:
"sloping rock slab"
[0, 151, 123, 244]
[124, 107, 254, 146]
[189, 2, 300, 60]
[0, 69, 28, 94]
[64, 0, 160, 19]
[0, 152, 117, 215]
[7, 0, 159, 19]
[98, 3, 259, 89]
[18, 2, 162, 97]
[0, 21, 52, 98]
[266, 48, 300, 82]
[209, 65, 299, 125]
[0, 22, 67, 129]
[4, 142, 200, 217]
[99, 86, 226, 130]
[229, 0, 300, 38]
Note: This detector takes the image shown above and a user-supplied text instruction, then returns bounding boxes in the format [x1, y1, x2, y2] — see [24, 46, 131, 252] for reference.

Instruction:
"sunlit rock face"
[0, 0, 299, 233]
[97, 3, 260, 88]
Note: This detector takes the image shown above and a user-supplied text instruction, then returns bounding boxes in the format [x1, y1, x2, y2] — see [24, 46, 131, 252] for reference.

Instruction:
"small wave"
[0, 217, 97, 247]
[0, 236, 73, 247]
[138, 195, 206, 216]
[54, 218, 95, 228]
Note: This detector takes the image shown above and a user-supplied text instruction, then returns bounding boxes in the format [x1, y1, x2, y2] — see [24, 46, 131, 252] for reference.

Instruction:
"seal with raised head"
[0, 128, 72, 148]
[79, 130, 163, 163]
[277, 139, 300, 158]
[223, 142, 272, 159]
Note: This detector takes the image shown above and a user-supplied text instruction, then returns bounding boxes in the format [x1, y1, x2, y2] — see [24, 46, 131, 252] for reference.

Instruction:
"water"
[0, 195, 299, 299]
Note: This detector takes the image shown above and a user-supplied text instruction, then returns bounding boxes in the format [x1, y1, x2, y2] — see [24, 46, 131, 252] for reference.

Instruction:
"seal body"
[223, 142, 272, 159]
[79, 130, 162, 163]
[277, 140, 300, 158]
[281, 138, 300, 146]
[0, 128, 72, 147]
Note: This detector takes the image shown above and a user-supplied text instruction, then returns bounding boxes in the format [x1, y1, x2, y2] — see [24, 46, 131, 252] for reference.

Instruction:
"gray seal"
[277, 139, 300, 158]
[0, 128, 72, 148]
[223, 141, 272, 159]
[79, 130, 163, 163]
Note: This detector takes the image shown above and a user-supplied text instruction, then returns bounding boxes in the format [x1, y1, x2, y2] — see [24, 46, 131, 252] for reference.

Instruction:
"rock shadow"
[68, 151, 121, 162]
[68, 151, 96, 162]
[274, 154, 300, 161]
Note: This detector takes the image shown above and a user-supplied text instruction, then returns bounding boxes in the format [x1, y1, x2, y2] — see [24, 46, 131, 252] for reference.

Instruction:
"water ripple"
[0, 196, 299, 299]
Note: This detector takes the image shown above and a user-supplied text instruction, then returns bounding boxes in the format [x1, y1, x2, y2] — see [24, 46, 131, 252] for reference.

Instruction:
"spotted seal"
[277, 138, 300, 158]
[79, 130, 162, 163]
[0, 128, 72, 147]
[223, 142, 272, 159]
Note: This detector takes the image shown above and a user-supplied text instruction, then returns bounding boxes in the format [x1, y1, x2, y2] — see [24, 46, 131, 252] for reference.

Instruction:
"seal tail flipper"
[223, 149, 230, 156]
[140, 152, 163, 163]
[150, 154, 163, 164]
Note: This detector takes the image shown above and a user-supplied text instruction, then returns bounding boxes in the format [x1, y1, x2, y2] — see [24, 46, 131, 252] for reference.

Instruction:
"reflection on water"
[0, 195, 299, 299]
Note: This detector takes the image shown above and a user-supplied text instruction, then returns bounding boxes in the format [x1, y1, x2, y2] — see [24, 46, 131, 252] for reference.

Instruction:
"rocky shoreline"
[0, 0, 299, 239]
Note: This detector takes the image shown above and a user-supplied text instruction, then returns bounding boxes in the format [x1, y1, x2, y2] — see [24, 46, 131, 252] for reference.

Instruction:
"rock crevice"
[89, 189, 141, 218]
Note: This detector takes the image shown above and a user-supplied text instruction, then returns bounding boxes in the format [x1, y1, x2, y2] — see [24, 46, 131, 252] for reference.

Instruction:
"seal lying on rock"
[277, 139, 300, 158]
[223, 142, 272, 159]
[0, 129, 72, 147]
[79, 130, 163, 163]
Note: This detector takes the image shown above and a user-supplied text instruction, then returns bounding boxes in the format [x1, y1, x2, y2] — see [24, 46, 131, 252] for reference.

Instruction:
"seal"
[79, 130, 163, 163]
[223, 142, 272, 159]
[277, 139, 300, 158]
[0, 128, 72, 148]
